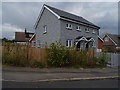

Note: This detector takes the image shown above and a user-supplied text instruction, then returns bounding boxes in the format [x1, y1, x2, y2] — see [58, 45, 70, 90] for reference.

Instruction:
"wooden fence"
[2, 45, 47, 64]
[28, 48, 47, 64]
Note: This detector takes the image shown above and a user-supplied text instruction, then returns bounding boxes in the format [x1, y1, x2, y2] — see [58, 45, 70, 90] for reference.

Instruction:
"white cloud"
[2, 2, 118, 39]
[2, 23, 24, 32]
[2, 23, 24, 39]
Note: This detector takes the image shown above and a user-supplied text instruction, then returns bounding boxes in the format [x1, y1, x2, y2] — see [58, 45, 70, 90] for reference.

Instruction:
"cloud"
[2, 2, 118, 40]
[61, 2, 118, 34]
[2, 23, 24, 39]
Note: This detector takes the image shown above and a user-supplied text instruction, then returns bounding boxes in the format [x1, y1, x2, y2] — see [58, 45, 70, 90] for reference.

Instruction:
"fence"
[2, 43, 109, 67]
[106, 53, 120, 67]
[28, 48, 47, 64]
[2, 45, 47, 65]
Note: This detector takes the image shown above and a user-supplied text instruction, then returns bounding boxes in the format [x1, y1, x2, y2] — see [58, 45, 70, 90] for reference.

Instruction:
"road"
[3, 79, 118, 88]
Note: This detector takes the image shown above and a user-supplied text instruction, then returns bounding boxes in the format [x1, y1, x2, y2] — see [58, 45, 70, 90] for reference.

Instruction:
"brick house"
[15, 29, 34, 45]
[97, 36, 104, 52]
[102, 33, 120, 50]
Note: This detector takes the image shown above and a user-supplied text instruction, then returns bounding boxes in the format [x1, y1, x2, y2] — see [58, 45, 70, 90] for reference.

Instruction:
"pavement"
[2, 66, 119, 82]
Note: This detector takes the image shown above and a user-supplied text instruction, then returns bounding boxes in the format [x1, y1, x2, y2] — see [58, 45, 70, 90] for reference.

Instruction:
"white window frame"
[66, 40, 72, 47]
[32, 41, 36, 47]
[85, 28, 89, 33]
[43, 25, 47, 34]
[66, 23, 72, 29]
[92, 30, 95, 34]
[76, 26, 81, 31]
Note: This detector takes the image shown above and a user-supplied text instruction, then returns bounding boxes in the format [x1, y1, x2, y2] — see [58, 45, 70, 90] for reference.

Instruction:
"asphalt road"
[2, 79, 118, 88]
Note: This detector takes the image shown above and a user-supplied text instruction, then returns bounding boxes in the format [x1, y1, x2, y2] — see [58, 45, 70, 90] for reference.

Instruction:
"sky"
[1, 1, 119, 40]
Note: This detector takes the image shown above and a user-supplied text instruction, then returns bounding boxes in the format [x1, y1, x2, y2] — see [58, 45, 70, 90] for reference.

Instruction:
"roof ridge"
[44, 4, 83, 19]
[44, 4, 99, 28]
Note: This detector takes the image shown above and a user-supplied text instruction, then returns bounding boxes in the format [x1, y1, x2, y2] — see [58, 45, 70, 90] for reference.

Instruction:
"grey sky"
[2, 2, 118, 40]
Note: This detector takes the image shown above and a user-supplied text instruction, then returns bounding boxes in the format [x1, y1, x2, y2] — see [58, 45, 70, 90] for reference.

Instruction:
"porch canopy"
[75, 36, 95, 49]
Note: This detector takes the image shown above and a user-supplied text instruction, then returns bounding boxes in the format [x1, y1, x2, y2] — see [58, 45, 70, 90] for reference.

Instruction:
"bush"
[95, 53, 109, 67]
[46, 41, 109, 68]
[46, 41, 69, 67]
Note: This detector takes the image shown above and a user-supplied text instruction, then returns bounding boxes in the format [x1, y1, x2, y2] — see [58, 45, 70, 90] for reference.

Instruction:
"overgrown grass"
[2, 42, 46, 68]
[2, 43, 29, 66]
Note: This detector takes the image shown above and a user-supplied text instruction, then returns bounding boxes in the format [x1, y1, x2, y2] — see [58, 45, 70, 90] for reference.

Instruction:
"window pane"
[66, 40, 68, 46]
[76, 26, 78, 29]
[66, 24, 68, 27]
[69, 40, 71, 46]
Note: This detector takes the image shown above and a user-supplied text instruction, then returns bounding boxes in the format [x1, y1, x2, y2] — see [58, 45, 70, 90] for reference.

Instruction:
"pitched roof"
[15, 32, 34, 42]
[98, 35, 104, 42]
[29, 33, 36, 42]
[35, 4, 100, 29]
[107, 34, 120, 47]
[45, 4, 100, 28]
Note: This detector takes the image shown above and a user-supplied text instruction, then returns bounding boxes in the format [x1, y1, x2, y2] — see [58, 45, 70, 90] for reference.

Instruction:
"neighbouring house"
[34, 4, 101, 50]
[15, 29, 34, 45]
[102, 33, 120, 50]
[97, 36, 104, 52]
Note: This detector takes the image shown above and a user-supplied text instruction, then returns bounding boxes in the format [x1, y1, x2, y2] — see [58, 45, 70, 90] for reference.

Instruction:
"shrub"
[97, 53, 109, 67]
[46, 41, 69, 67]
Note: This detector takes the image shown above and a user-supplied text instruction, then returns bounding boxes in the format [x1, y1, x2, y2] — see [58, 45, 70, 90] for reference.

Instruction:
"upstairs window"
[92, 30, 95, 34]
[66, 40, 72, 47]
[104, 37, 109, 42]
[43, 25, 47, 34]
[66, 24, 72, 29]
[76, 26, 81, 31]
[85, 28, 89, 33]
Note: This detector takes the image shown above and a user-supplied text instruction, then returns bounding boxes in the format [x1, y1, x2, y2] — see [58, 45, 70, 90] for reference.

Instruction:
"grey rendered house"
[34, 4, 100, 49]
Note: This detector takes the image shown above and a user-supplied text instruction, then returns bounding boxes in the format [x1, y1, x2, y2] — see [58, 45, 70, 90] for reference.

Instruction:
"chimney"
[25, 28, 27, 34]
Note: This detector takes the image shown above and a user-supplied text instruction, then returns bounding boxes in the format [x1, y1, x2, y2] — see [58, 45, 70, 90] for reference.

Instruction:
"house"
[15, 29, 34, 45]
[102, 33, 120, 50]
[34, 4, 100, 50]
[97, 36, 104, 52]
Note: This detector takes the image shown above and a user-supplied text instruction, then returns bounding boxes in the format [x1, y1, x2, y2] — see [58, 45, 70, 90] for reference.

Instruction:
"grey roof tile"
[45, 4, 100, 29]
[108, 34, 120, 47]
